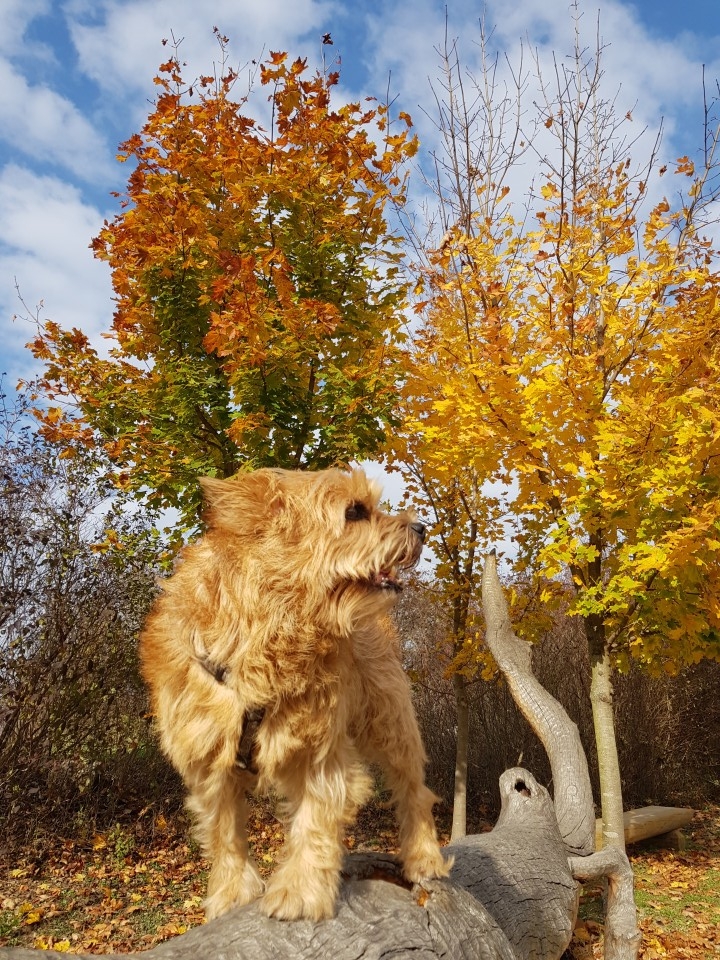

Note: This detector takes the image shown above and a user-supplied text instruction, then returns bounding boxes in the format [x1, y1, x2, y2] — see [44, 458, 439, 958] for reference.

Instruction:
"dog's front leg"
[262, 749, 371, 921]
[186, 764, 265, 920]
[355, 659, 453, 884]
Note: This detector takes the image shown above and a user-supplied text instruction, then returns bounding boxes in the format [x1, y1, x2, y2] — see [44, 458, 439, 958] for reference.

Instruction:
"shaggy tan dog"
[140, 467, 450, 922]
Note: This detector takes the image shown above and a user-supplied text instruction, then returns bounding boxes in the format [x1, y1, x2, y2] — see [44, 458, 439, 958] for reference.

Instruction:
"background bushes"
[0, 390, 178, 845]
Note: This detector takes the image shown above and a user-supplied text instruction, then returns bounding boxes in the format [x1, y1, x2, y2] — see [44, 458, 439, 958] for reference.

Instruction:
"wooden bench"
[595, 805, 694, 850]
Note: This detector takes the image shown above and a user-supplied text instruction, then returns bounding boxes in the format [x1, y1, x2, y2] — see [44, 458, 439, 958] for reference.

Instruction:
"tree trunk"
[589, 643, 626, 851]
[451, 671, 469, 840]
[570, 848, 642, 958]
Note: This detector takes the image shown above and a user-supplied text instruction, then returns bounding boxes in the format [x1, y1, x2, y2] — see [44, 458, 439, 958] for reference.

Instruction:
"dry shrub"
[0, 389, 180, 845]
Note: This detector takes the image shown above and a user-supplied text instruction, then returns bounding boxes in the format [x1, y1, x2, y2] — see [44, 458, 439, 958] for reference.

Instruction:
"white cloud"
[0, 165, 113, 384]
[0, 0, 51, 56]
[356, 0, 720, 232]
[483, 0, 718, 136]
[0, 0, 336, 385]
[0, 58, 115, 184]
[68, 0, 335, 103]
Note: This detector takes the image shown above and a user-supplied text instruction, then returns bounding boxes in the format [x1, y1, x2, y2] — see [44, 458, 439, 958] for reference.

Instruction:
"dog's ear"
[200, 472, 284, 534]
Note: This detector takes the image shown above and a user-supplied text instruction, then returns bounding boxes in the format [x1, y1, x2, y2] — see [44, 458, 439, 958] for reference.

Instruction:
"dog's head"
[200, 468, 424, 610]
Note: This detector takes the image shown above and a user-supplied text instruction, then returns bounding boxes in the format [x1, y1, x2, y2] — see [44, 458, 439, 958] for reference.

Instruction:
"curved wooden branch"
[569, 850, 643, 960]
[481, 552, 640, 960]
[481, 551, 595, 856]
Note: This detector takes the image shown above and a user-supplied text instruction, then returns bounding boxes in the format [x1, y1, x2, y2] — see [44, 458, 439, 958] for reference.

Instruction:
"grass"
[634, 864, 720, 932]
[574, 808, 720, 959]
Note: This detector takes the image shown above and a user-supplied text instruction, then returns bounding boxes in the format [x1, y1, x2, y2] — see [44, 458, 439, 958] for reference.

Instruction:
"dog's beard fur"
[140, 467, 450, 922]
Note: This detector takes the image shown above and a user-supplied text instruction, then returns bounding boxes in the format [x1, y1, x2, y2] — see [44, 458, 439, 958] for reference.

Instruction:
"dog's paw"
[261, 871, 337, 922]
[402, 846, 454, 883]
[205, 860, 265, 920]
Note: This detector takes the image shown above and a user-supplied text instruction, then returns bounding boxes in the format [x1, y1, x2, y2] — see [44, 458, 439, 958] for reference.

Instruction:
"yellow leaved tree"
[391, 24, 720, 847]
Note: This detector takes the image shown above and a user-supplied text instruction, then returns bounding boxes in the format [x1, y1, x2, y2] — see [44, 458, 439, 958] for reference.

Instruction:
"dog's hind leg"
[261, 747, 372, 921]
[186, 763, 264, 920]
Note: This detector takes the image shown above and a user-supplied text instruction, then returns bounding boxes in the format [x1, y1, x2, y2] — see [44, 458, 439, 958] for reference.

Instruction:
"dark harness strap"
[196, 654, 264, 775]
[198, 657, 228, 684]
[236, 708, 265, 774]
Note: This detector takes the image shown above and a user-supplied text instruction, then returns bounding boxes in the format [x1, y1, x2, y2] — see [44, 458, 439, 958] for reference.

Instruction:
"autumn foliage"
[401, 131, 720, 675]
[20, 22, 720, 866]
[386, 32, 720, 848]
[29, 38, 416, 522]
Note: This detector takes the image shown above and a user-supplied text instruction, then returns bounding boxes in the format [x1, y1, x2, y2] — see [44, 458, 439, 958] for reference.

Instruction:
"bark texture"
[0, 554, 640, 960]
[0, 862, 519, 960]
[451, 671, 469, 840]
[481, 552, 640, 960]
[569, 848, 642, 959]
[590, 648, 627, 851]
[481, 555, 595, 857]
[449, 767, 578, 960]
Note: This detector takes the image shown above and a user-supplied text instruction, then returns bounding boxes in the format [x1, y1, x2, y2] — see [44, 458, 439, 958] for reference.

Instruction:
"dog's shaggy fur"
[140, 467, 450, 922]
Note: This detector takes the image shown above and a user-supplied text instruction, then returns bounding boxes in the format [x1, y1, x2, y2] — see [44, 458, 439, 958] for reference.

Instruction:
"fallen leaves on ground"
[1, 802, 717, 956]
[574, 805, 720, 959]
[0, 797, 417, 954]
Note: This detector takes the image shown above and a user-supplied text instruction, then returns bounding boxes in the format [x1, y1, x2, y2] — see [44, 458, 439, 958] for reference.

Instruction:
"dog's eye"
[345, 502, 370, 522]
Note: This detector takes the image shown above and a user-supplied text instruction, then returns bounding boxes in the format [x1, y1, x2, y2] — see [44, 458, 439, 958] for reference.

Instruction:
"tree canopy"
[387, 26, 720, 847]
[29, 38, 416, 524]
[395, 39, 720, 676]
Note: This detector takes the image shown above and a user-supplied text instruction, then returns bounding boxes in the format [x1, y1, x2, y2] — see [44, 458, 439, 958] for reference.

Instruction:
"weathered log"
[0, 554, 641, 960]
[449, 767, 578, 960]
[595, 805, 694, 847]
[0, 862, 518, 960]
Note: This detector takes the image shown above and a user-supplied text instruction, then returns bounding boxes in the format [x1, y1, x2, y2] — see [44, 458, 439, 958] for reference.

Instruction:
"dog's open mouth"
[372, 569, 403, 592]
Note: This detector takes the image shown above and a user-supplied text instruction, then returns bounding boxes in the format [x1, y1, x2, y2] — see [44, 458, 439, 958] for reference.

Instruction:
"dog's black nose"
[410, 521, 426, 542]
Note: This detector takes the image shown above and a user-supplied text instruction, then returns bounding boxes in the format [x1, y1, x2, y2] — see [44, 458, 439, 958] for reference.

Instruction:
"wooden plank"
[595, 806, 694, 847]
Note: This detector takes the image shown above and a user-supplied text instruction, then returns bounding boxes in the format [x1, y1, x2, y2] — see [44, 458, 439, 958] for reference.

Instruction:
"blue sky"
[2, 0, 720, 400]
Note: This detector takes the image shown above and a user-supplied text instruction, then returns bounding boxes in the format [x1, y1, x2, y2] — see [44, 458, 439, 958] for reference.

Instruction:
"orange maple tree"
[28, 36, 417, 524]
